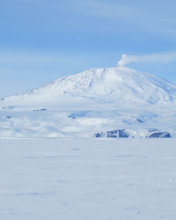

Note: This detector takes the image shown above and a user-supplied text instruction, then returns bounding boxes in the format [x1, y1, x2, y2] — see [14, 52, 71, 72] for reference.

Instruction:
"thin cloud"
[81, 1, 176, 35]
[83, 2, 136, 19]
[0, 52, 63, 66]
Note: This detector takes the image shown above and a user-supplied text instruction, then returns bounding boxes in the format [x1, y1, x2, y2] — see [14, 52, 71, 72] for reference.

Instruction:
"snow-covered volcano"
[4, 66, 176, 106]
[1, 66, 176, 138]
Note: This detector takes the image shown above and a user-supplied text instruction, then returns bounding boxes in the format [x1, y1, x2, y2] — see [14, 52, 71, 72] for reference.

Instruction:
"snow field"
[0, 107, 175, 138]
[0, 138, 176, 219]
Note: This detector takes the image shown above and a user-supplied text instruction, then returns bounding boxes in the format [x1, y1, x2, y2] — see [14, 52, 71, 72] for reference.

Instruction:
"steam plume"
[118, 51, 176, 66]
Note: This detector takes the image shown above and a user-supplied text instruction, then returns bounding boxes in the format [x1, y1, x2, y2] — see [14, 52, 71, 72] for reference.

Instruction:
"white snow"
[1, 66, 176, 219]
[0, 66, 176, 138]
[0, 138, 176, 220]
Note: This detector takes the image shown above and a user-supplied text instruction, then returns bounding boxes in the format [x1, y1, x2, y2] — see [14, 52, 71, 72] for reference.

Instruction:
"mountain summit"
[5, 66, 176, 106]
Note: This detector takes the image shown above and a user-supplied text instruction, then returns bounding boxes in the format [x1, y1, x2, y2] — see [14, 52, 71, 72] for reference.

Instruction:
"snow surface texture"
[1, 66, 176, 138]
[0, 138, 176, 220]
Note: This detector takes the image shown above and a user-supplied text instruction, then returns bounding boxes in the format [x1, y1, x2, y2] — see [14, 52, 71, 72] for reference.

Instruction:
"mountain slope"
[4, 66, 176, 106]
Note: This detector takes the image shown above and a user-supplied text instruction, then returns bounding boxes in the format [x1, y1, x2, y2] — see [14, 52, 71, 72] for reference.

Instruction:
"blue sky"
[1, 0, 176, 97]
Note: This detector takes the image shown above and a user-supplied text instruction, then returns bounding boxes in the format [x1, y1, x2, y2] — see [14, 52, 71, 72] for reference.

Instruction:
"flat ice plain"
[0, 138, 176, 220]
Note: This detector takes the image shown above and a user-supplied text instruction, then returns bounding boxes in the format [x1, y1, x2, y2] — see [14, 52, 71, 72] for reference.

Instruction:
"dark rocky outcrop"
[136, 119, 144, 123]
[94, 133, 102, 138]
[33, 108, 47, 112]
[146, 130, 171, 138]
[2, 106, 14, 110]
[94, 129, 129, 138]
[68, 116, 76, 119]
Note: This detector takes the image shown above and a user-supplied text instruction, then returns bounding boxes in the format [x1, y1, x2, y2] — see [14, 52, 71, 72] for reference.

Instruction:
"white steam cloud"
[118, 51, 176, 66]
